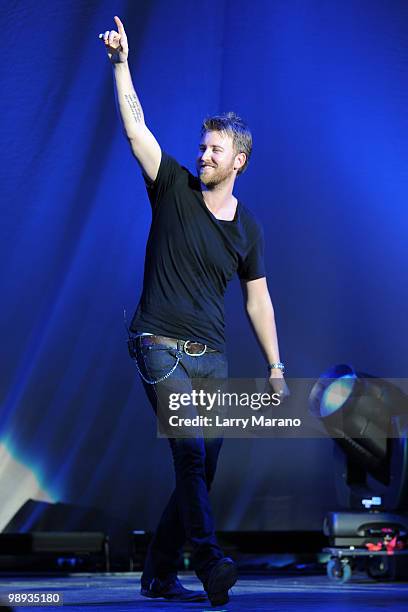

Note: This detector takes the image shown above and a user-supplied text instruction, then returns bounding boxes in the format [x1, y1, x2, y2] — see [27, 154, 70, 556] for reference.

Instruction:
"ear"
[234, 152, 246, 172]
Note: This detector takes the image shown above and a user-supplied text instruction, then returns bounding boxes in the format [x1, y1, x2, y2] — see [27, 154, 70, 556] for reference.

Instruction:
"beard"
[197, 160, 235, 188]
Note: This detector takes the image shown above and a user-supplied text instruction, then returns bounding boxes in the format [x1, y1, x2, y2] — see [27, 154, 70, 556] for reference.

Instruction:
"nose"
[200, 148, 211, 162]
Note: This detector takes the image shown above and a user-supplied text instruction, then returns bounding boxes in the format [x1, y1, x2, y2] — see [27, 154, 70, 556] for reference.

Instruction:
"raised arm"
[100, 16, 161, 181]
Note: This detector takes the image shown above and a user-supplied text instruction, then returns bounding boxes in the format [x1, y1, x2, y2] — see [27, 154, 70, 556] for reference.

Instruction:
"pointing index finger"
[114, 15, 125, 35]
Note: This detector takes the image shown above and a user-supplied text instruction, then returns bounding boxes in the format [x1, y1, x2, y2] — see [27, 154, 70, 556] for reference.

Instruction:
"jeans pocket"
[136, 345, 181, 383]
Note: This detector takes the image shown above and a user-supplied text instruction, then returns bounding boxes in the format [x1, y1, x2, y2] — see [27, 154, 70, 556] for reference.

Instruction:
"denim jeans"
[134, 335, 228, 586]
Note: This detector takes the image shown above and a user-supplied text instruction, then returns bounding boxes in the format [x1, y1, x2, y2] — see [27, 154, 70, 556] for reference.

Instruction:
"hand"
[268, 370, 290, 402]
[99, 16, 129, 64]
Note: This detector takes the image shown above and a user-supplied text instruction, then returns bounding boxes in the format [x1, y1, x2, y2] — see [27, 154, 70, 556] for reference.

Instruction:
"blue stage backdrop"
[1, 0, 407, 534]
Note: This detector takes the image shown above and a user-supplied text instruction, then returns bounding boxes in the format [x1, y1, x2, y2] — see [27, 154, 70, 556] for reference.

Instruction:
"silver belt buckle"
[184, 340, 206, 357]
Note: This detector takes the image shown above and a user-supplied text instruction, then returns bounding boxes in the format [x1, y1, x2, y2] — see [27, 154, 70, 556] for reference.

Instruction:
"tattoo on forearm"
[124, 93, 143, 123]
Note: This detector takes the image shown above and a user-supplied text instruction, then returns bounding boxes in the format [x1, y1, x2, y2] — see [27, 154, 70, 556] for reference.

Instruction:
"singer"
[100, 16, 286, 607]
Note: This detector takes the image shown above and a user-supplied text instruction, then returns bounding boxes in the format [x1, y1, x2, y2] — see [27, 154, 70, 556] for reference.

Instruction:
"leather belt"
[138, 334, 218, 356]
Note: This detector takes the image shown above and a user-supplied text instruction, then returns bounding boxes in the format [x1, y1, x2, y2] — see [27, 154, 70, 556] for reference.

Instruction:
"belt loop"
[176, 339, 184, 360]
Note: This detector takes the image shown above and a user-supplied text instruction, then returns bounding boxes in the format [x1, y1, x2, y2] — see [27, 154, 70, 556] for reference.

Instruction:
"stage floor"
[0, 572, 407, 611]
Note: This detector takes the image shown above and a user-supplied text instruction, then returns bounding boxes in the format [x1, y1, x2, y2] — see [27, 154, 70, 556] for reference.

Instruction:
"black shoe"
[141, 576, 208, 602]
[205, 557, 238, 607]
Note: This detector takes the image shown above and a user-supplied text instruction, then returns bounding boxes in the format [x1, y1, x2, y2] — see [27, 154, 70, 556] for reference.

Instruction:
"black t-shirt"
[130, 152, 265, 352]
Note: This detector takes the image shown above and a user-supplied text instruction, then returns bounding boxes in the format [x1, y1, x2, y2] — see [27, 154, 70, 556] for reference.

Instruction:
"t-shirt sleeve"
[144, 151, 183, 209]
[237, 223, 266, 281]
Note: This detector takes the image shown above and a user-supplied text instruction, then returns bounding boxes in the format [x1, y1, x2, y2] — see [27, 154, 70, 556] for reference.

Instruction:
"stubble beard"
[198, 161, 235, 189]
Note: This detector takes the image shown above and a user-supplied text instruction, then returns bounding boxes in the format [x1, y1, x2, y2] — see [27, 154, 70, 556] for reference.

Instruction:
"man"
[100, 16, 286, 607]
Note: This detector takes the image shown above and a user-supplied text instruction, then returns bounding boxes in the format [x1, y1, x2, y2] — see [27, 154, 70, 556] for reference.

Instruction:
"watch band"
[267, 362, 285, 373]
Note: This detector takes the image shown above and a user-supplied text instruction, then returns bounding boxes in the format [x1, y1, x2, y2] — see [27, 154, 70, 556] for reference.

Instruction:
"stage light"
[309, 364, 408, 486]
[319, 371, 356, 417]
[309, 365, 408, 581]
[0, 440, 55, 532]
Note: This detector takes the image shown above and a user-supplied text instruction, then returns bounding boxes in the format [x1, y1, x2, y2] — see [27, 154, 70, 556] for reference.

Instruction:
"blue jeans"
[134, 336, 228, 586]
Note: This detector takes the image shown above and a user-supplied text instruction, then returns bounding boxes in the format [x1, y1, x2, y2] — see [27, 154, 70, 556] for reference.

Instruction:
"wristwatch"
[267, 362, 285, 374]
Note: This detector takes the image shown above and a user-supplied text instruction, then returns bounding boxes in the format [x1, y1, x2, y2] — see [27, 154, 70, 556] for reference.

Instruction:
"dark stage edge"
[0, 572, 407, 611]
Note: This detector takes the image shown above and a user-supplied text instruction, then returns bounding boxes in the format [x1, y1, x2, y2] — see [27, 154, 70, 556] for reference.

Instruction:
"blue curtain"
[1, 0, 407, 533]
